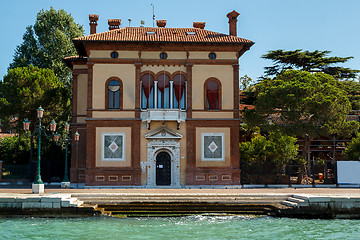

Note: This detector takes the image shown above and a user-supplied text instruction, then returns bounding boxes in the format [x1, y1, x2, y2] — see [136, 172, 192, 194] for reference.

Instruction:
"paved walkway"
[1, 187, 360, 196]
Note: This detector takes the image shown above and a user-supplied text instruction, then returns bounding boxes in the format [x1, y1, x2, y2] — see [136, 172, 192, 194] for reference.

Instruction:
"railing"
[141, 109, 186, 129]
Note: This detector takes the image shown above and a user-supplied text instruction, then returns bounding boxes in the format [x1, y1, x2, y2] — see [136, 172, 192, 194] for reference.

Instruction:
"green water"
[1, 215, 359, 240]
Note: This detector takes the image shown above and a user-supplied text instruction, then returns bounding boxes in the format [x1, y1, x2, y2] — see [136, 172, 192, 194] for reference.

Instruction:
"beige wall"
[192, 112, 233, 119]
[189, 52, 237, 60]
[77, 74, 88, 115]
[89, 50, 139, 59]
[195, 127, 230, 167]
[73, 65, 88, 69]
[139, 121, 187, 185]
[93, 64, 135, 109]
[141, 65, 186, 74]
[95, 127, 132, 167]
[192, 65, 233, 110]
[92, 111, 135, 119]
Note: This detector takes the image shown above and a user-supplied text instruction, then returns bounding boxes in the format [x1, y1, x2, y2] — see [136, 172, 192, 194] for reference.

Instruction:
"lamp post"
[53, 123, 79, 189]
[23, 106, 57, 194]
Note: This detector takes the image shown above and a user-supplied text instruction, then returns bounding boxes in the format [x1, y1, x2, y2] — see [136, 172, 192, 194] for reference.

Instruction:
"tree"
[338, 80, 360, 110]
[262, 49, 359, 80]
[239, 131, 300, 183]
[253, 70, 359, 172]
[9, 7, 84, 84]
[344, 134, 360, 161]
[0, 66, 65, 132]
[240, 75, 255, 92]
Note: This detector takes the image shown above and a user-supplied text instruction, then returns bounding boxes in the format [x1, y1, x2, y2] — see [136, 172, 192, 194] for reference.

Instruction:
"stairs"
[281, 195, 309, 208]
[71, 193, 292, 216]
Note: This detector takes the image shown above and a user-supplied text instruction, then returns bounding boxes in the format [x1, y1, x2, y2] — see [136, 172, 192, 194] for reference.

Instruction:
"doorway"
[156, 152, 171, 185]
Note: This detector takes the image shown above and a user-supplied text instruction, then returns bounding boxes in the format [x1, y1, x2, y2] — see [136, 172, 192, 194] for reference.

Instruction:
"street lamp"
[53, 122, 80, 189]
[23, 106, 56, 194]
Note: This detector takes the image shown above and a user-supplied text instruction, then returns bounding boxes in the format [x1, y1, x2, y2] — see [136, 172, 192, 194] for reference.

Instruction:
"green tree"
[262, 49, 359, 80]
[344, 134, 360, 161]
[239, 131, 300, 183]
[338, 80, 360, 110]
[0, 66, 65, 132]
[267, 131, 299, 172]
[0, 135, 31, 165]
[9, 7, 84, 84]
[253, 70, 359, 172]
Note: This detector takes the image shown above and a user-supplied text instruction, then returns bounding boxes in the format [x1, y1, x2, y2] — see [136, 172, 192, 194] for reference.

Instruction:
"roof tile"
[74, 27, 252, 44]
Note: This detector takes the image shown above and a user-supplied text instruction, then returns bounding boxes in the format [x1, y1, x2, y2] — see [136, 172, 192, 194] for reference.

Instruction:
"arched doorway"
[156, 152, 171, 185]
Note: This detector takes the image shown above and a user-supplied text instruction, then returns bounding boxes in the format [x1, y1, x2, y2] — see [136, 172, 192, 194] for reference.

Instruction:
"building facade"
[65, 11, 253, 187]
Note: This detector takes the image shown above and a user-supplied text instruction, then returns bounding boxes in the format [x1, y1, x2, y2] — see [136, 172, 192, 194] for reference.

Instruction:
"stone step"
[281, 200, 298, 208]
[76, 196, 287, 201]
[83, 199, 283, 205]
[71, 194, 291, 198]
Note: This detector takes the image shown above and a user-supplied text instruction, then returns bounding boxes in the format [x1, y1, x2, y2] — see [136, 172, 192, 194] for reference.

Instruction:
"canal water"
[1, 215, 359, 239]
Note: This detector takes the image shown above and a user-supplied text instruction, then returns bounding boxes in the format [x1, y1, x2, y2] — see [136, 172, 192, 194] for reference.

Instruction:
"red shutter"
[207, 80, 219, 109]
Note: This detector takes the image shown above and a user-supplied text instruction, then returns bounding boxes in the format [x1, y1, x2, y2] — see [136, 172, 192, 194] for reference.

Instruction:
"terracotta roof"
[74, 27, 253, 44]
[240, 104, 255, 111]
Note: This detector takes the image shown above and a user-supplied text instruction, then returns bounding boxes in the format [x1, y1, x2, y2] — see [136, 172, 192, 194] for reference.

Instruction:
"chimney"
[89, 14, 99, 34]
[193, 22, 205, 29]
[156, 20, 166, 28]
[108, 19, 121, 30]
[227, 10, 240, 36]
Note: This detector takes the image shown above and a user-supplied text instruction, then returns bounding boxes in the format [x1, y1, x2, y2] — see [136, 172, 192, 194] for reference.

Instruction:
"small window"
[186, 32, 196, 35]
[209, 52, 216, 59]
[110, 51, 119, 58]
[160, 52, 168, 59]
[147, 31, 156, 35]
[107, 79, 122, 109]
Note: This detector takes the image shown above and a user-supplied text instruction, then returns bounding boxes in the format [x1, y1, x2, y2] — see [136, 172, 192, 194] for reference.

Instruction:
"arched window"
[205, 78, 221, 110]
[141, 73, 155, 109]
[140, 71, 187, 110]
[106, 78, 122, 110]
[173, 74, 186, 109]
[157, 73, 171, 109]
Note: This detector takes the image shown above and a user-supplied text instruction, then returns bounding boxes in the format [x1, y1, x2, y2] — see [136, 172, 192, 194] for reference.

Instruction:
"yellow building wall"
[189, 52, 237, 59]
[77, 74, 88, 116]
[95, 127, 132, 167]
[141, 65, 186, 74]
[89, 50, 139, 59]
[92, 111, 135, 118]
[192, 65, 233, 110]
[139, 121, 187, 185]
[93, 64, 135, 109]
[192, 112, 233, 119]
[195, 127, 231, 167]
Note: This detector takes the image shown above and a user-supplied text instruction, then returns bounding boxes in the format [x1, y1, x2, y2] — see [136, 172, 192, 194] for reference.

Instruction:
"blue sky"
[1, 0, 359, 81]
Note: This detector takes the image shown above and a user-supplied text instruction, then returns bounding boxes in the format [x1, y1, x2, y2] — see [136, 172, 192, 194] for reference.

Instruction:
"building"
[64, 10, 254, 187]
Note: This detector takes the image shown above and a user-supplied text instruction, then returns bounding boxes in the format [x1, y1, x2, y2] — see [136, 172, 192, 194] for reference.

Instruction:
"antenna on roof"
[140, 20, 145, 27]
[128, 19, 132, 27]
[151, 4, 155, 27]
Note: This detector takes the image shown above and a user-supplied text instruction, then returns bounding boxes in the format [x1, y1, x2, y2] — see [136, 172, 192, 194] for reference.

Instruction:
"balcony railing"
[141, 109, 186, 129]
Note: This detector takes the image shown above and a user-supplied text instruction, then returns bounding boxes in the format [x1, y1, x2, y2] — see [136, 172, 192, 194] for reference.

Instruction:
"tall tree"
[9, 7, 84, 84]
[0, 66, 65, 132]
[262, 49, 359, 80]
[338, 80, 360, 110]
[253, 70, 359, 172]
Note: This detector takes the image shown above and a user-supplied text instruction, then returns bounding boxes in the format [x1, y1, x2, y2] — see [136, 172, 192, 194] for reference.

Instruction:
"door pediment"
[145, 127, 183, 140]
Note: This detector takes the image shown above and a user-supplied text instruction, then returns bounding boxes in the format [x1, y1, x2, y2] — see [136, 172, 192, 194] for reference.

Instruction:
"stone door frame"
[146, 139, 181, 188]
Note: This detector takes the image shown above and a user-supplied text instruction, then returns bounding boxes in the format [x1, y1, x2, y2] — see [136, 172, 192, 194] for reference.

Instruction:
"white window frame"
[102, 133, 126, 161]
[201, 133, 225, 161]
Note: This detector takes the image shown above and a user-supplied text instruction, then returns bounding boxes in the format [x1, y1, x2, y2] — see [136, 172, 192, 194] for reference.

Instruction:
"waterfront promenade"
[1, 187, 360, 218]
